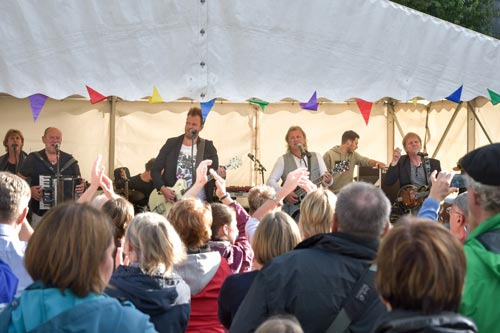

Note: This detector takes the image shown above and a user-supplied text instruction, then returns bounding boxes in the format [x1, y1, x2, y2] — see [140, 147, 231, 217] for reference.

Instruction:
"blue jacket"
[1, 281, 156, 333]
[0, 259, 18, 303]
[106, 265, 191, 333]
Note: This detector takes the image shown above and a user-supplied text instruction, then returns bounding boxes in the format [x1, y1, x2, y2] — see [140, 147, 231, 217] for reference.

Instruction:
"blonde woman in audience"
[298, 187, 336, 239]
[0, 203, 155, 333]
[169, 198, 231, 333]
[106, 212, 191, 333]
[218, 211, 301, 330]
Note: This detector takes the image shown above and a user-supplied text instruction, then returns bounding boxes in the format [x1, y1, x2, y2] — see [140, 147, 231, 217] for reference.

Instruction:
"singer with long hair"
[0, 129, 28, 174]
[151, 107, 220, 206]
[266, 125, 332, 221]
[19, 127, 84, 227]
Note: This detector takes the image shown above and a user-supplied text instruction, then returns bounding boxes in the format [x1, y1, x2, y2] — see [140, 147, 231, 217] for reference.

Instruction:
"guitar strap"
[423, 156, 431, 185]
[307, 154, 312, 177]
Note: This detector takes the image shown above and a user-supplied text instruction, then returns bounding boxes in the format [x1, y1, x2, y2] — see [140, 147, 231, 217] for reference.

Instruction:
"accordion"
[39, 175, 81, 210]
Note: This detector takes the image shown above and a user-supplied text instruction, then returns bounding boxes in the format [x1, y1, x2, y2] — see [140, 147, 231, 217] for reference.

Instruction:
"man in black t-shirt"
[128, 158, 156, 213]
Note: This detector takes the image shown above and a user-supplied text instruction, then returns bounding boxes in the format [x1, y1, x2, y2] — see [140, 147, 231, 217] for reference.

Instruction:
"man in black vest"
[19, 127, 84, 227]
[266, 125, 332, 220]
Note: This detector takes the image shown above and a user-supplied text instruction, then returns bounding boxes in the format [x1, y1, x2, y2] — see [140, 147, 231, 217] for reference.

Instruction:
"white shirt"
[0, 223, 33, 295]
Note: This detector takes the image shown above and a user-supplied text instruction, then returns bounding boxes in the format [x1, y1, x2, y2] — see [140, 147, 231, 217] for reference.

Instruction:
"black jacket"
[229, 232, 387, 333]
[375, 310, 477, 333]
[106, 265, 191, 333]
[0, 150, 28, 173]
[151, 134, 219, 202]
[384, 155, 441, 187]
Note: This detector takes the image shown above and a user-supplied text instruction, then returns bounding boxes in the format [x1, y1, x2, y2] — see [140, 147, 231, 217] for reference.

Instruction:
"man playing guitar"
[383, 132, 441, 220]
[150, 107, 220, 206]
[266, 126, 333, 220]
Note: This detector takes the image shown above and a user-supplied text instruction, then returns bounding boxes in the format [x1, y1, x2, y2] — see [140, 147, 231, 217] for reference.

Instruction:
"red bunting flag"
[86, 85, 107, 104]
[355, 98, 373, 125]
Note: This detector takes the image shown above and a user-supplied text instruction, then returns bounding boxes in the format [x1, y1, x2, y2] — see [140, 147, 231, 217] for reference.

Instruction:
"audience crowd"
[2, 139, 500, 333]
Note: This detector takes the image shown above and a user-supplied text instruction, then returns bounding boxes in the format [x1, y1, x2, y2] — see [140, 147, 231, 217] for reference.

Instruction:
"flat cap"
[461, 143, 500, 186]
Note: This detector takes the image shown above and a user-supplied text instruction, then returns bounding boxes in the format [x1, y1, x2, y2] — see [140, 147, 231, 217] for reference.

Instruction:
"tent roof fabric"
[1, 0, 499, 102]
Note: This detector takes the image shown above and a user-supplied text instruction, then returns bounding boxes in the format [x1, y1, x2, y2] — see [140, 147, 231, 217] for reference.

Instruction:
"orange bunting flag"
[86, 85, 107, 104]
[148, 86, 164, 104]
[355, 98, 373, 125]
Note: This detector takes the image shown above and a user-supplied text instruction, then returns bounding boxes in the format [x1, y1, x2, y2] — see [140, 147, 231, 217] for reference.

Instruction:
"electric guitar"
[283, 160, 350, 219]
[396, 184, 430, 211]
[149, 156, 242, 217]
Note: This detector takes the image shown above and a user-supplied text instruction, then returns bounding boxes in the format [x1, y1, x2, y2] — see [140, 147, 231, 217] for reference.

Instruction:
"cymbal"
[116, 189, 145, 203]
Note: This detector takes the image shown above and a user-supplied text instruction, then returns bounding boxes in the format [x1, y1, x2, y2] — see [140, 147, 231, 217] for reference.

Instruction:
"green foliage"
[391, 0, 496, 37]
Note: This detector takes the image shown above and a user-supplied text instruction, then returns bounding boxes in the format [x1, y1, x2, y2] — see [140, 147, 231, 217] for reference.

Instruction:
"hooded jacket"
[1, 281, 155, 333]
[106, 265, 191, 333]
[460, 212, 500, 333]
[175, 250, 231, 333]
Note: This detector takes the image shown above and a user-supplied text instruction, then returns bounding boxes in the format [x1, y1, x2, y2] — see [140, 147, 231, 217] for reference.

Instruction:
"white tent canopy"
[1, 0, 500, 101]
[0, 1, 499, 186]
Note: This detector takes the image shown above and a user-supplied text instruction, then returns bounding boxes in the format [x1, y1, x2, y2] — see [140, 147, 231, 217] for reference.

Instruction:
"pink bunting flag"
[300, 91, 319, 111]
[29, 94, 48, 122]
[86, 85, 107, 104]
[355, 98, 373, 125]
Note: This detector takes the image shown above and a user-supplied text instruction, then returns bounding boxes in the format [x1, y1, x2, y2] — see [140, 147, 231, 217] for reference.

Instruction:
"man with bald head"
[19, 127, 84, 226]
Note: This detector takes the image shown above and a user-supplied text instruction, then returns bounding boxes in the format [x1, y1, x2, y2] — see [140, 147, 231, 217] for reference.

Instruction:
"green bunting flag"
[248, 99, 269, 112]
[487, 88, 500, 105]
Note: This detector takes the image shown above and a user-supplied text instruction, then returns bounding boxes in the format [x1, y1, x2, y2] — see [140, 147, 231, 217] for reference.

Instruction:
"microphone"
[11, 143, 18, 150]
[189, 129, 198, 137]
[53, 143, 60, 150]
[297, 144, 311, 158]
[417, 152, 428, 157]
[248, 153, 255, 161]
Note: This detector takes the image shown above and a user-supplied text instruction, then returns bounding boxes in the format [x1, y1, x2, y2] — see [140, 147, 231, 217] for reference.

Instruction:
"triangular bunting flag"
[355, 98, 373, 125]
[248, 99, 269, 112]
[411, 97, 418, 106]
[446, 85, 463, 103]
[29, 94, 48, 122]
[487, 88, 500, 105]
[148, 86, 164, 104]
[85, 85, 107, 104]
[200, 98, 216, 122]
[300, 91, 319, 111]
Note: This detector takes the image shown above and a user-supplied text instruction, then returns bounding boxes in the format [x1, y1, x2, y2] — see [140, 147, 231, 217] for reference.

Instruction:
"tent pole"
[108, 96, 117, 177]
[253, 104, 261, 185]
[386, 101, 395, 162]
[467, 101, 492, 147]
[432, 101, 462, 159]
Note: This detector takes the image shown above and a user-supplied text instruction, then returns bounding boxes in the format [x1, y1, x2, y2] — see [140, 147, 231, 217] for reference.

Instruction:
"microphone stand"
[190, 133, 196, 186]
[254, 159, 266, 184]
[13, 145, 19, 174]
[55, 146, 64, 205]
[250, 155, 266, 184]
